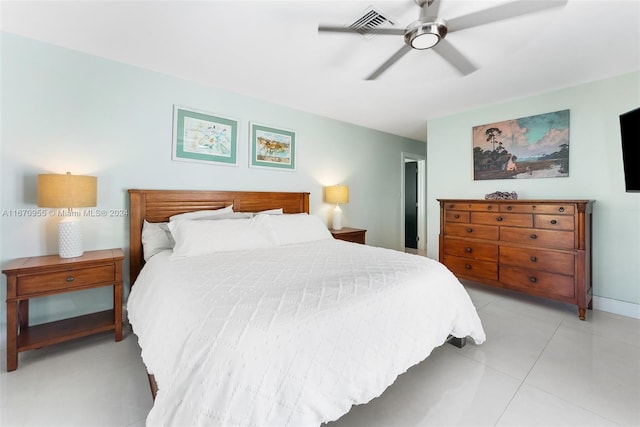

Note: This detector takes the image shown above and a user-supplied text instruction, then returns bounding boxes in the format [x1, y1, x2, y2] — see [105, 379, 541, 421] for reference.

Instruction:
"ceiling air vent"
[348, 6, 396, 39]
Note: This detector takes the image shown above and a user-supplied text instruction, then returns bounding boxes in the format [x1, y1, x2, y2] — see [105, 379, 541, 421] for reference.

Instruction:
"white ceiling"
[2, 0, 639, 141]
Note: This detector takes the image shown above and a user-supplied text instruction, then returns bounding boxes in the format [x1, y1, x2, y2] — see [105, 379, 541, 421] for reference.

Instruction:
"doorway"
[401, 153, 426, 255]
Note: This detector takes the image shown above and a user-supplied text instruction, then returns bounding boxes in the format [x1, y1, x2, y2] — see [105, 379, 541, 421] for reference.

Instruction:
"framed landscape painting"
[249, 122, 296, 170]
[472, 110, 570, 180]
[172, 105, 238, 165]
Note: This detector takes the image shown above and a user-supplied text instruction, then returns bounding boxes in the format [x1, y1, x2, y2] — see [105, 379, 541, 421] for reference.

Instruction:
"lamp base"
[332, 205, 343, 230]
[58, 217, 83, 258]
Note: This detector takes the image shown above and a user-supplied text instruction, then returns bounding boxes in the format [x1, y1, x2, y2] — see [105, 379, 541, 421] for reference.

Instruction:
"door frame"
[400, 152, 426, 252]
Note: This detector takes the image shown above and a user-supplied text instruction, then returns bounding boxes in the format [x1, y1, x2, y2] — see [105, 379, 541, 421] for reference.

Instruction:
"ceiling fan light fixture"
[404, 19, 448, 50]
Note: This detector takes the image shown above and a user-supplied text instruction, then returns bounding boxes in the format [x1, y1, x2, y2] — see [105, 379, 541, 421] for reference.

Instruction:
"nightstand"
[2, 248, 124, 371]
[330, 227, 367, 244]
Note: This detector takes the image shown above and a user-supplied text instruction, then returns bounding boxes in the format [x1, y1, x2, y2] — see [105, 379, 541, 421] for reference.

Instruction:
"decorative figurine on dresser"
[438, 199, 594, 320]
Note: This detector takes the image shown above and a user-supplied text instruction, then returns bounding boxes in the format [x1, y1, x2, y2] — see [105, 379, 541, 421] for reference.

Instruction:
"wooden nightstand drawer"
[17, 264, 115, 296]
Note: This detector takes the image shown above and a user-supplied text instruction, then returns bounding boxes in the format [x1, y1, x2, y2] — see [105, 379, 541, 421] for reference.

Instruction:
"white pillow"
[193, 212, 253, 220]
[169, 205, 233, 221]
[141, 220, 175, 261]
[254, 208, 283, 215]
[169, 215, 276, 258]
[265, 213, 332, 245]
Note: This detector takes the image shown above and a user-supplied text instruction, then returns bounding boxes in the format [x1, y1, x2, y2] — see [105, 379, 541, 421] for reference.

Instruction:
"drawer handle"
[496, 216, 503, 222]
[448, 204, 455, 209]
[454, 214, 460, 219]
[559, 207, 565, 212]
[465, 264, 472, 270]
[530, 234, 537, 239]
[467, 228, 473, 233]
[487, 206, 493, 211]
[465, 247, 473, 253]
[529, 277, 537, 283]
[530, 256, 537, 262]
[507, 206, 513, 211]
[66, 276, 75, 282]
[550, 219, 557, 225]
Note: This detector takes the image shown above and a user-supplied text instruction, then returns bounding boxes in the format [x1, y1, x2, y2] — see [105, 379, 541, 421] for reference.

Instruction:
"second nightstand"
[330, 227, 367, 244]
[2, 248, 124, 371]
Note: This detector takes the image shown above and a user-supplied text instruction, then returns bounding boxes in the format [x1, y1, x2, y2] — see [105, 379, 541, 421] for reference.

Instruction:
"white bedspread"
[128, 239, 485, 426]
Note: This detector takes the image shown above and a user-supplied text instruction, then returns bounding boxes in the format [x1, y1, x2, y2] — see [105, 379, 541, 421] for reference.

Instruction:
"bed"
[127, 189, 485, 426]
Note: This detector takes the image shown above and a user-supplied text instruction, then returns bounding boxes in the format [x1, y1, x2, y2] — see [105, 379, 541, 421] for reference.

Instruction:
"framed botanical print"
[172, 105, 238, 165]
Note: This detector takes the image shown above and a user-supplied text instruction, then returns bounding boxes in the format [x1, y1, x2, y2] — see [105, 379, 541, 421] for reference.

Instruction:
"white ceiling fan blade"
[366, 45, 413, 80]
[318, 25, 405, 36]
[432, 39, 477, 75]
[446, 0, 568, 33]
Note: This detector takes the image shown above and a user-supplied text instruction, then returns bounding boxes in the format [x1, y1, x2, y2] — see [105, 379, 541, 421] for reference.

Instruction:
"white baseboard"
[593, 296, 640, 319]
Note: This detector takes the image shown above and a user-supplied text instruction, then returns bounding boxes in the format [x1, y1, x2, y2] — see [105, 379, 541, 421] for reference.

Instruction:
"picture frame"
[249, 122, 296, 170]
[172, 105, 238, 165]
[472, 109, 570, 180]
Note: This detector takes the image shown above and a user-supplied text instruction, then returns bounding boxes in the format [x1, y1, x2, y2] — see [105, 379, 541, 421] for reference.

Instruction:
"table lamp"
[38, 172, 97, 258]
[325, 185, 349, 230]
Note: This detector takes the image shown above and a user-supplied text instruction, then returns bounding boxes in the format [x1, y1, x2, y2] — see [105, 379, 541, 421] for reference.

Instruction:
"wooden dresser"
[438, 199, 593, 319]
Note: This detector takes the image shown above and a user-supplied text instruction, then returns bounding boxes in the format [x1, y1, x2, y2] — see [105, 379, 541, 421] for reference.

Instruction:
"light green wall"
[0, 33, 425, 325]
[427, 72, 640, 310]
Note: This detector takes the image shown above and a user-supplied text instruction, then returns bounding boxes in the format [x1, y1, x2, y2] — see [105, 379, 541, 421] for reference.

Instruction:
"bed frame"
[128, 189, 310, 286]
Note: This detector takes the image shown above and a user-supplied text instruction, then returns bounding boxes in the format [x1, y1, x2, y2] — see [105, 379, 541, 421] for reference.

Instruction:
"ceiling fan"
[318, 0, 568, 80]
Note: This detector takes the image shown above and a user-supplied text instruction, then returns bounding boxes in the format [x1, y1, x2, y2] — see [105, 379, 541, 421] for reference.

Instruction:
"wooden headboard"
[128, 189, 310, 286]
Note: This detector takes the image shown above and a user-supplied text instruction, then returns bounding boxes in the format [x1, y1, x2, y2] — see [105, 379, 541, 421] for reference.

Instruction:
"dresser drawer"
[500, 266, 575, 299]
[534, 214, 574, 231]
[500, 246, 575, 275]
[443, 237, 498, 262]
[471, 212, 533, 228]
[500, 204, 575, 215]
[17, 264, 115, 296]
[500, 227, 574, 249]
[445, 210, 470, 223]
[444, 202, 500, 212]
[443, 255, 498, 282]
[444, 223, 499, 240]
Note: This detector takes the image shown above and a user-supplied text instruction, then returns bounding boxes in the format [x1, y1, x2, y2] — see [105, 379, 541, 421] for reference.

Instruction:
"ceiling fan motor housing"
[404, 18, 448, 50]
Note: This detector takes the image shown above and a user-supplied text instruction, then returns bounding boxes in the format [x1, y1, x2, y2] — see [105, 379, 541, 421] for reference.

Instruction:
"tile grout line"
[492, 318, 564, 426]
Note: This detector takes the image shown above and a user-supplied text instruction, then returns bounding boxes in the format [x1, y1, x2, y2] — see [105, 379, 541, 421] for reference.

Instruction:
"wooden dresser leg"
[578, 307, 586, 320]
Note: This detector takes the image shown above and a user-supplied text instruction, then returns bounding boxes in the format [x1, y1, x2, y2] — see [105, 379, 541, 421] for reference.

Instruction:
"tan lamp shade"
[38, 172, 97, 209]
[325, 185, 349, 205]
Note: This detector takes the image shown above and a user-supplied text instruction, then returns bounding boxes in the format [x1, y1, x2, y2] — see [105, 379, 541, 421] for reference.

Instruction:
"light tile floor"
[1, 281, 639, 426]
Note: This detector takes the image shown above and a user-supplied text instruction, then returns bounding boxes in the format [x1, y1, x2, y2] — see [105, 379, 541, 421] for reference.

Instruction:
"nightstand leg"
[7, 300, 18, 371]
[114, 283, 122, 341]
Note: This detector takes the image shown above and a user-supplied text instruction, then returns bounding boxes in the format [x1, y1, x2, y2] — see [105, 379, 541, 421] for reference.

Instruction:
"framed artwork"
[249, 122, 296, 170]
[472, 109, 570, 180]
[172, 105, 238, 165]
